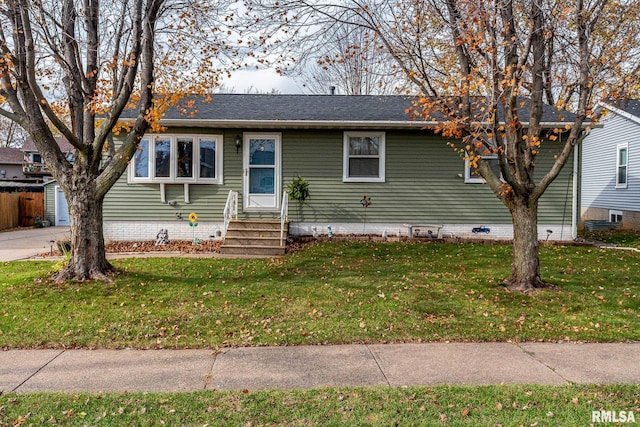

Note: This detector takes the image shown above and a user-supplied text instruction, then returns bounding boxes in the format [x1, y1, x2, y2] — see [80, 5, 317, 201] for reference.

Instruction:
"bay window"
[129, 134, 223, 184]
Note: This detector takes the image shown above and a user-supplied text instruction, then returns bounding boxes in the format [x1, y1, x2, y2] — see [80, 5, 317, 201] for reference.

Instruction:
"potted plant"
[287, 176, 310, 222]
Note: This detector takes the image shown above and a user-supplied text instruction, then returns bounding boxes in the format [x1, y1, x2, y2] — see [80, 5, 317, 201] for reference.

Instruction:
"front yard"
[1, 241, 638, 349]
[2, 240, 639, 426]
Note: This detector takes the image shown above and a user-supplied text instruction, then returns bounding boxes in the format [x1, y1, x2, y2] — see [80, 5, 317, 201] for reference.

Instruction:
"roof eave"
[599, 102, 640, 125]
[125, 118, 590, 130]
[153, 119, 439, 129]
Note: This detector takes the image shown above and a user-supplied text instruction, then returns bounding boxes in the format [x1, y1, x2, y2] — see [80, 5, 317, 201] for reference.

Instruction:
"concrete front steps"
[220, 219, 288, 256]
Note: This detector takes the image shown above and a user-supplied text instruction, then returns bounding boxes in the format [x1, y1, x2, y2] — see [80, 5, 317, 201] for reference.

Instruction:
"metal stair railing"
[223, 190, 238, 237]
[280, 191, 288, 247]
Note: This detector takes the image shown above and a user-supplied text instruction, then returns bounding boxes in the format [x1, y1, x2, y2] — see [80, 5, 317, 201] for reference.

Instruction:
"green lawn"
[1, 241, 638, 348]
[1, 385, 638, 426]
[581, 229, 640, 249]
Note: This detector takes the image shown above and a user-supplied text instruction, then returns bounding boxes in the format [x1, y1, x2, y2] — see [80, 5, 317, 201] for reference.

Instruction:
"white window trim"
[465, 155, 500, 184]
[616, 143, 628, 189]
[128, 134, 223, 184]
[609, 210, 623, 223]
[343, 131, 386, 183]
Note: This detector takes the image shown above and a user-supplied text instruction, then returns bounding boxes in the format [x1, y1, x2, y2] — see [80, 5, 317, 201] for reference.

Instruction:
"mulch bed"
[41, 235, 592, 258]
[105, 239, 222, 253]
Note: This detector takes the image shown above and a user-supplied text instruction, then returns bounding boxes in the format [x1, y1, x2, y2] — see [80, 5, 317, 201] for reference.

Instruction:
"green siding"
[283, 129, 572, 224]
[104, 129, 574, 225]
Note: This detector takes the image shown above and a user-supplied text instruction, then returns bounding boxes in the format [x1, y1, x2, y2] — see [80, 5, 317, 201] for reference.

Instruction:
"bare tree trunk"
[505, 198, 548, 292]
[53, 175, 113, 281]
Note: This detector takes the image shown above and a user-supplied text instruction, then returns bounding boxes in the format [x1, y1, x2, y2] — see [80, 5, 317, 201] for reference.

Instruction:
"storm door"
[243, 133, 281, 211]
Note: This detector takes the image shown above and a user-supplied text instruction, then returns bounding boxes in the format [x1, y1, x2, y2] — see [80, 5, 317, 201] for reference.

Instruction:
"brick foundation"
[581, 207, 640, 230]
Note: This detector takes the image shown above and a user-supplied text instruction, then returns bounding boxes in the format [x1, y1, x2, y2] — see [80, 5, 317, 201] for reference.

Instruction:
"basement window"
[609, 210, 623, 223]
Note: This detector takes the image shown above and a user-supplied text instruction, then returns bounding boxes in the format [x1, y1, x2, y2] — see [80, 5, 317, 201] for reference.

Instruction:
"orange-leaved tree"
[249, 0, 640, 291]
[0, 0, 240, 280]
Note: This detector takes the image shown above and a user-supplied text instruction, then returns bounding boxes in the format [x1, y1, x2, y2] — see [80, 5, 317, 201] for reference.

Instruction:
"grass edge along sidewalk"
[1, 384, 639, 426]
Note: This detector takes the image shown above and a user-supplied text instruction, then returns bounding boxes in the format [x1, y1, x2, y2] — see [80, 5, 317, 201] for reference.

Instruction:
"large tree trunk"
[52, 173, 114, 282]
[505, 197, 549, 292]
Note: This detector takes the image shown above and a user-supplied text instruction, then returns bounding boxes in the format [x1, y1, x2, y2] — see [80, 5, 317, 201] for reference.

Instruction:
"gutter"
[127, 118, 596, 130]
[153, 119, 440, 129]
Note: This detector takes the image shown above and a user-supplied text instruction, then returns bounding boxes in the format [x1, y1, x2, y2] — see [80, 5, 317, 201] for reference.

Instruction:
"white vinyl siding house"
[581, 100, 640, 229]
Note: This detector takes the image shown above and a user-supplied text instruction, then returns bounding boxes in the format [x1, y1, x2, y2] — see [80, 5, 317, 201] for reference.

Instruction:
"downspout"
[572, 139, 579, 240]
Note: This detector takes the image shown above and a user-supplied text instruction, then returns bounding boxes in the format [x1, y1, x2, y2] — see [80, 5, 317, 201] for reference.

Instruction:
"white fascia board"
[534, 122, 599, 128]
[130, 118, 591, 130]
[599, 102, 640, 126]
[155, 119, 438, 129]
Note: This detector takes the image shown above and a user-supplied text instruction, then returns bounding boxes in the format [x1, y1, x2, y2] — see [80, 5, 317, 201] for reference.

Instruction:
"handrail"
[223, 190, 238, 236]
[280, 191, 288, 247]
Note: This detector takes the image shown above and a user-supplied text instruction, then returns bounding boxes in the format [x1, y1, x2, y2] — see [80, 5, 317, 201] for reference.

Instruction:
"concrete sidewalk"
[0, 226, 70, 261]
[2, 343, 639, 393]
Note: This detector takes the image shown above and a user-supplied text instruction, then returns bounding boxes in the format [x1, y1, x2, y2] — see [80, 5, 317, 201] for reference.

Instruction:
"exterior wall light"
[235, 135, 241, 154]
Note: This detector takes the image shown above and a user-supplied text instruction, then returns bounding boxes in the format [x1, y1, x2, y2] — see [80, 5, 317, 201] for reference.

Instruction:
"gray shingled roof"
[122, 94, 576, 126]
[0, 147, 24, 164]
[181, 94, 415, 122]
[606, 99, 640, 120]
[22, 136, 75, 153]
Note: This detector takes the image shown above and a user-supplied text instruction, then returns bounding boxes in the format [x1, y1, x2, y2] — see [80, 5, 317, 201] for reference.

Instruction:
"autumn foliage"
[0, 0, 242, 280]
[249, 0, 640, 291]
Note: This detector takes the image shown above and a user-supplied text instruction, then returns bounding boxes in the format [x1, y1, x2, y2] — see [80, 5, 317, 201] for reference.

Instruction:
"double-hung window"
[464, 136, 502, 184]
[129, 134, 223, 184]
[616, 143, 628, 188]
[343, 131, 385, 182]
[465, 156, 501, 183]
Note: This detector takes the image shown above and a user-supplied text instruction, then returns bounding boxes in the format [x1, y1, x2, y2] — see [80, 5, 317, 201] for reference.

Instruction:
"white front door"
[243, 133, 281, 211]
[54, 185, 70, 226]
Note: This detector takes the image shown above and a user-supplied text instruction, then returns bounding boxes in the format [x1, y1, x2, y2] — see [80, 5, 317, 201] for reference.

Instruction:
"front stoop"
[220, 219, 288, 256]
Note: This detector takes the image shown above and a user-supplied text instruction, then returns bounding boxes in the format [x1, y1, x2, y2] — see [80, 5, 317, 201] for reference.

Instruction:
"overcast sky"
[220, 68, 308, 94]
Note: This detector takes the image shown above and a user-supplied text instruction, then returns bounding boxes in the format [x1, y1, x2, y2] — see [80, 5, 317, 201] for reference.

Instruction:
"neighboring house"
[0, 147, 25, 180]
[21, 136, 75, 181]
[43, 180, 70, 227]
[581, 100, 640, 229]
[45, 94, 580, 241]
[20, 137, 74, 226]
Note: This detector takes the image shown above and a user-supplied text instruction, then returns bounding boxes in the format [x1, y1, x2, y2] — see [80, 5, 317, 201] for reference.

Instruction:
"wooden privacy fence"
[0, 191, 44, 230]
[19, 192, 44, 227]
[0, 193, 19, 230]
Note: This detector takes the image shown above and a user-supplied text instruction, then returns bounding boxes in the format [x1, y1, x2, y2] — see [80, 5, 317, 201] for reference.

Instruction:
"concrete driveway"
[0, 226, 70, 261]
